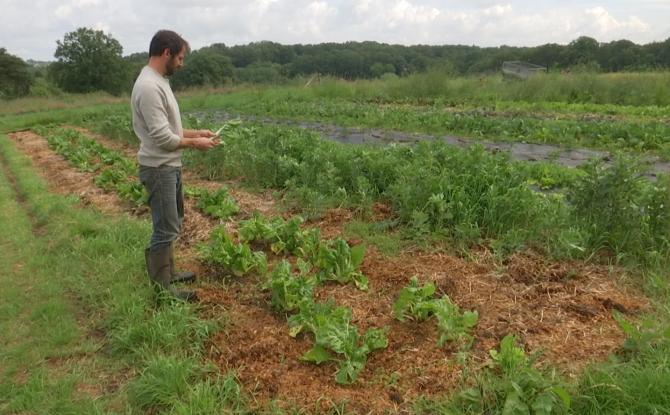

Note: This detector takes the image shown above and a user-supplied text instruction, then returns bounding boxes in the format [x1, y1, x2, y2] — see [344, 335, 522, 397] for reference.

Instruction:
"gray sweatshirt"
[131, 66, 183, 167]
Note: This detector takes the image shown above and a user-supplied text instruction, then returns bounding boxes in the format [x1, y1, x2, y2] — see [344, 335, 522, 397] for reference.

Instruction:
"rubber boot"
[145, 247, 197, 302]
[169, 244, 196, 284]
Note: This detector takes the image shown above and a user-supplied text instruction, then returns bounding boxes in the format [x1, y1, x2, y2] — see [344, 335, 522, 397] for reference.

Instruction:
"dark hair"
[149, 30, 190, 57]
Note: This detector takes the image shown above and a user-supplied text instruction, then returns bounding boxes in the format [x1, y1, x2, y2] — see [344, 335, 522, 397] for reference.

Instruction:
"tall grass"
[299, 71, 670, 106]
[0, 91, 124, 116]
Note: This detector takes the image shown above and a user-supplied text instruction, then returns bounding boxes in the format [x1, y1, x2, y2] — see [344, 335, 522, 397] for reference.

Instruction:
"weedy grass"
[413, 335, 571, 415]
[180, 120, 670, 270]
[0, 91, 123, 116]
[175, 73, 670, 158]
[0, 141, 111, 414]
[569, 312, 670, 414]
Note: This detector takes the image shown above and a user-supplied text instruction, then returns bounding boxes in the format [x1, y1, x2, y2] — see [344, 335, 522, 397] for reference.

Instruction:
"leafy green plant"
[117, 181, 149, 206]
[200, 227, 267, 277]
[238, 213, 277, 244]
[94, 167, 126, 191]
[314, 238, 368, 290]
[450, 335, 570, 414]
[269, 216, 305, 255]
[288, 299, 388, 384]
[196, 188, 239, 219]
[295, 227, 321, 262]
[238, 214, 309, 255]
[239, 214, 368, 289]
[183, 185, 206, 199]
[45, 128, 101, 172]
[393, 276, 437, 321]
[265, 260, 316, 312]
[432, 297, 479, 348]
[41, 127, 149, 207]
[394, 277, 478, 348]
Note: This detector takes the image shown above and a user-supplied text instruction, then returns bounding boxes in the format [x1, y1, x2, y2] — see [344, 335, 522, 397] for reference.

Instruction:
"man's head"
[148, 30, 190, 76]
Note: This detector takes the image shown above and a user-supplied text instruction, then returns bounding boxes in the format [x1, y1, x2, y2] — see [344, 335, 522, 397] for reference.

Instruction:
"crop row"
[25, 125, 594, 412]
[191, 94, 670, 158]
[199, 212, 387, 384]
[35, 126, 147, 206]
[198, 211, 483, 384]
[183, 121, 670, 269]
[354, 98, 670, 120]
[61, 117, 670, 269]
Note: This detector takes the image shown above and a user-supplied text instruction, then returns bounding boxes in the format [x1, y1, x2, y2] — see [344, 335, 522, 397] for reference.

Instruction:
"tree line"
[2, 27, 670, 98]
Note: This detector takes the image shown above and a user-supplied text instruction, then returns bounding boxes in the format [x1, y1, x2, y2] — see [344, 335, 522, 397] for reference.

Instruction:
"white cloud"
[93, 21, 110, 33]
[482, 4, 512, 17]
[74, 0, 101, 6]
[54, 4, 72, 18]
[386, 0, 440, 25]
[585, 7, 650, 36]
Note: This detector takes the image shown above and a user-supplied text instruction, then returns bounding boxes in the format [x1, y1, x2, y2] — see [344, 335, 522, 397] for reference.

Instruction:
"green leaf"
[551, 386, 572, 409]
[502, 390, 530, 415]
[301, 345, 334, 364]
[350, 244, 366, 268]
[462, 310, 479, 328]
[531, 392, 556, 415]
[352, 273, 369, 291]
[420, 282, 436, 297]
[335, 361, 363, 385]
[363, 327, 389, 351]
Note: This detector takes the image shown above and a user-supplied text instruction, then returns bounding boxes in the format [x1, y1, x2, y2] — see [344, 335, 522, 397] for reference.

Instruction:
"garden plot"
[7, 126, 649, 413]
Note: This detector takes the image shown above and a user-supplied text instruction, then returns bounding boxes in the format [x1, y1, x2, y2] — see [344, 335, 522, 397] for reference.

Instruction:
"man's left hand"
[197, 129, 217, 138]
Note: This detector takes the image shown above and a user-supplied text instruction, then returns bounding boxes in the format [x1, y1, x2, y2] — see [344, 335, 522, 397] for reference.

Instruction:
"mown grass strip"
[0, 133, 252, 414]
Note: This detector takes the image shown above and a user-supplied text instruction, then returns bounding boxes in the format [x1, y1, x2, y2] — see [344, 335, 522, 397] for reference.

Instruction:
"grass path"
[0, 133, 248, 414]
[0, 135, 123, 413]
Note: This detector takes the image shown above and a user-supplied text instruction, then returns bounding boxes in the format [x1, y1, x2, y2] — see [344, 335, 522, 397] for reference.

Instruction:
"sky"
[1, 0, 669, 61]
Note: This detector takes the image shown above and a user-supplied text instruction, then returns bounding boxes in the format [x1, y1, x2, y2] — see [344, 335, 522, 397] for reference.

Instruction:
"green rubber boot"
[145, 247, 197, 302]
[169, 244, 196, 283]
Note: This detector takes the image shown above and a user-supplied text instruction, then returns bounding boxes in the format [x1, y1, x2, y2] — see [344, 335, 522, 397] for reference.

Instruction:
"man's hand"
[177, 136, 218, 150]
[196, 129, 217, 138]
[183, 129, 217, 139]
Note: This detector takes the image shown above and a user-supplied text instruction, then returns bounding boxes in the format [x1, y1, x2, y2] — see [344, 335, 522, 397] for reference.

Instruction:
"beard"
[165, 58, 179, 76]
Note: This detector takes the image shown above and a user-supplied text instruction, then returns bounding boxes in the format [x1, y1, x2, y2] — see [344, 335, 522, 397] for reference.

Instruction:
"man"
[131, 30, 217, 301]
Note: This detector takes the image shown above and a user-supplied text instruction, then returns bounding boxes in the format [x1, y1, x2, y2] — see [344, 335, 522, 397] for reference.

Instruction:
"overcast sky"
[2, 0, 669, 61]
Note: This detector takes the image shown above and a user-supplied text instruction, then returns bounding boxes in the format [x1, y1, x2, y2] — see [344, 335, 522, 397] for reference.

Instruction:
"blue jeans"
[139, 165, 184, 252]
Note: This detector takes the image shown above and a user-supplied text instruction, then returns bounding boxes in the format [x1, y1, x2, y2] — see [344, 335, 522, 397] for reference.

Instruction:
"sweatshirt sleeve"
[135, 84, 181, 151]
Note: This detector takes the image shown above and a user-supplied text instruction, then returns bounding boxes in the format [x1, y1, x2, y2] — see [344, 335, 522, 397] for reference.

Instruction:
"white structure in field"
[502, 61, 547, 79]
